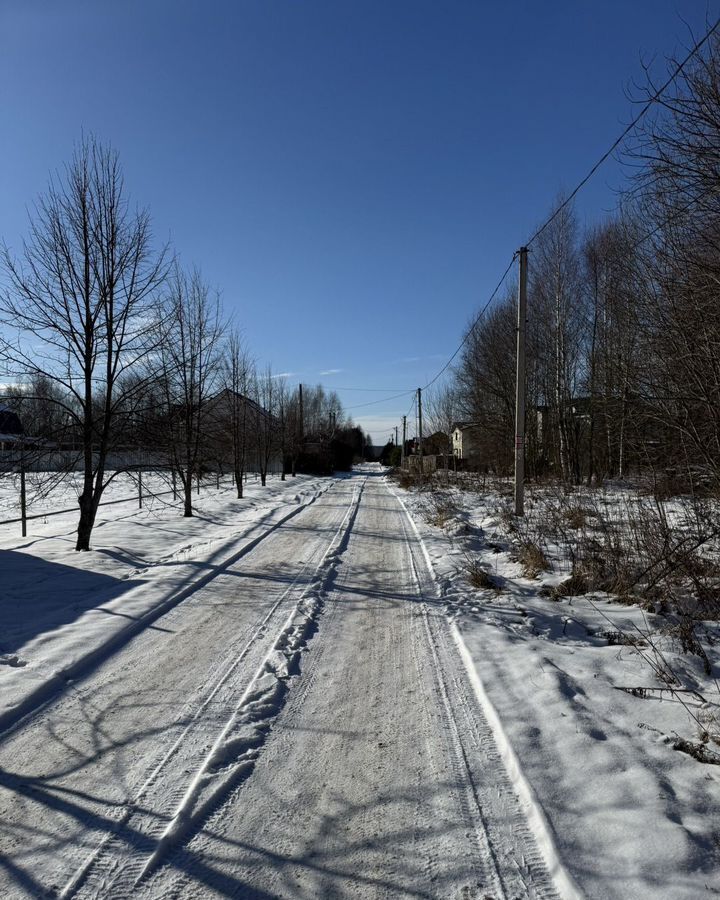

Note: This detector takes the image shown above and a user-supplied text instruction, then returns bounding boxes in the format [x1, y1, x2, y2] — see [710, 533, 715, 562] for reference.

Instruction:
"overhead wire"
[412, 15, 720, 403]
[317, 385, 416, 392]
[344, 389, 416, 411]
[525, 15, 720, 248]
[420, 253, 517, 393]
[344, 17, 720, 426]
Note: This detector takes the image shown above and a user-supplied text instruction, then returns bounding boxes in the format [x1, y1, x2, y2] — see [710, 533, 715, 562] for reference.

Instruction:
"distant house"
[451, 422, 482, 461]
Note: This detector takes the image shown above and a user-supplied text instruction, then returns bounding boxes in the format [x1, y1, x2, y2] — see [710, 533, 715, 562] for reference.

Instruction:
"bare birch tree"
[253, 367, 277, 487]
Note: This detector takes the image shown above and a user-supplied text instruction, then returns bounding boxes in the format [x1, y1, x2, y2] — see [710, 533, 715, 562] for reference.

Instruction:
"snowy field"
[397, 472, 720, 899]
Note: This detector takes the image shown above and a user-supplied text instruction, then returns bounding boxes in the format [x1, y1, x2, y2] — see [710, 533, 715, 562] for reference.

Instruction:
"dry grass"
[563, 505, 588, 529]
[517, 541, 550, 579]
[418, 490, 458, 529]
[463, 556, 497, 590]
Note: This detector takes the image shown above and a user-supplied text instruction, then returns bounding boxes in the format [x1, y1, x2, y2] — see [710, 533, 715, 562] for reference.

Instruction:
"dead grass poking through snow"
[463, 554, 497, 590]
[517, 540, 550, 579]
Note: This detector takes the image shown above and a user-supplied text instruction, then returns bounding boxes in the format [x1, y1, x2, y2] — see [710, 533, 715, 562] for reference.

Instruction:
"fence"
[0, 464, 284, 538]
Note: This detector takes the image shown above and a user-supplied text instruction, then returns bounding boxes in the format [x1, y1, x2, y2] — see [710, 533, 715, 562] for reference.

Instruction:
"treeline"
[452, 33, 720, 489]
[0, 137, 366, 549]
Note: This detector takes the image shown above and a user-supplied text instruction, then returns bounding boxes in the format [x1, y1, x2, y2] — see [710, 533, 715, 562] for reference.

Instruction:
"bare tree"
[222, 332, 254, 499]
[252, 366, 278, 487]
[531, 199, 583, 482]
[156, 266, 224, 516]
[424, 383, 459, 476]
[628, 34, 720, 486]
[276, 377, 289, 481]
[455, 291, 518, 474]
[0, 136, 167, 549]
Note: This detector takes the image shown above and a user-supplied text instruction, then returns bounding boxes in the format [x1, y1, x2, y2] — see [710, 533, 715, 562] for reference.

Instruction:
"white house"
[451, 422, 482, 461]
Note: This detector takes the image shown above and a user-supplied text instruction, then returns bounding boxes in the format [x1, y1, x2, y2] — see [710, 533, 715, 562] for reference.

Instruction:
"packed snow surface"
[0, 466, 716, 898]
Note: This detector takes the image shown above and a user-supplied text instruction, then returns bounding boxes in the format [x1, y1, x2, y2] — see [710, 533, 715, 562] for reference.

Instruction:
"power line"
[411, 17, 720, 401]
[323, 17, 720, 418]
[316, 385, 415, 392]
[526, 15, 720, 248]
[344, 389, 416, 411]
[421, 253, 517, 392]
[404, 392, 417, 421]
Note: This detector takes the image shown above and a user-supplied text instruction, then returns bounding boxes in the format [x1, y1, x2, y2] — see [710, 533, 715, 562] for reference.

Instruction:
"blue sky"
[0, 1, 716, 441]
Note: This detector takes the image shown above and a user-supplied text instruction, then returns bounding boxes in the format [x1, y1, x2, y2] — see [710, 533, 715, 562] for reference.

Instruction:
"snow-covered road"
[0, 472, 567, 899]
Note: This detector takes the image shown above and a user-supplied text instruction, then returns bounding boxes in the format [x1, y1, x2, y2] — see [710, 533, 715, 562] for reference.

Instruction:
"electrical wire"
[420, 253, 517, 392]
[410, 16, 720, 403]
[404, 392, 417, 421]
[316, 385, 416, 392]
[344, 389, 416, 411]
[526, 15, 720, 248]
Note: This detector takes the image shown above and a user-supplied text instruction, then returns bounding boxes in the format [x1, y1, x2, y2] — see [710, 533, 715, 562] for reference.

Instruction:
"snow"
[397, 474, 720, 900]
[134, 471, 561, 899]
[137, 478, 364, 885]
[0, 465, 717, 898]
[0, 471, 335, 731]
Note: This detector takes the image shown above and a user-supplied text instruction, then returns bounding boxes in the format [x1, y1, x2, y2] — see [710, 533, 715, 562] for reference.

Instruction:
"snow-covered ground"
[0, 465, 717, 899]
[0, 471, 335, 730]
[0, 467, 567, 900]
[397, 473, 720, 900]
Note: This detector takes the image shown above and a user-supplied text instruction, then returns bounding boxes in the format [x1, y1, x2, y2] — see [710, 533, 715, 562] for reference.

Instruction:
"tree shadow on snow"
[0, 550, 144, 657]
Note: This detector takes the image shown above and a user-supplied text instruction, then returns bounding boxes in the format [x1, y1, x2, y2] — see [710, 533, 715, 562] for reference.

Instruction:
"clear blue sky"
[1, 0, 716, 441]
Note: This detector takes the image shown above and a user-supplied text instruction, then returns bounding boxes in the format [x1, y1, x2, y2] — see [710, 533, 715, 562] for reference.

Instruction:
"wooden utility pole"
[417, 387, 424, 461]
[514, 247, 528, 516]
[401, 415, 407, 468]
[395, 425, 398, 446]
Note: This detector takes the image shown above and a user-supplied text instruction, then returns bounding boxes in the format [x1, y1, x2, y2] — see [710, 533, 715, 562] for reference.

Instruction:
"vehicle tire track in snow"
[396, 481, 574, 900]
[136, 474, 557, 899]
[0, 481, 337, 738]
[397, 506, 509, 899]
[0, 479, 359, 900]
[62, 479, 366, 900]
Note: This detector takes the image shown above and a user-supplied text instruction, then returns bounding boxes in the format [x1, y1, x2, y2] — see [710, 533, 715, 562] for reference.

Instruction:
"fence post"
[20, 459, 27, 538]
[138, 469, 143, 509]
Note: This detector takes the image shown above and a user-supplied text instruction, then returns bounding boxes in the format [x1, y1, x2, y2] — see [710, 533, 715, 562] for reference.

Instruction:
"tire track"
[64, 479, 366, 899]
[395, 479, 567, 900]
[0, 481, 337, 740]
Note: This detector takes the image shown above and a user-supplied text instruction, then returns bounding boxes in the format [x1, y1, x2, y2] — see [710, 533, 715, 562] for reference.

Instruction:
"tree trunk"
[76, 492, 97, 551]
[183, 474, 193, 517]
[235, 465, 244, 498]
